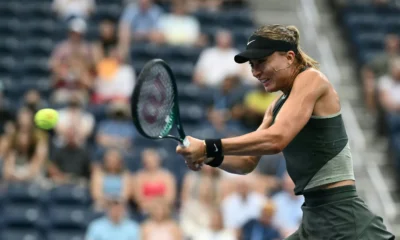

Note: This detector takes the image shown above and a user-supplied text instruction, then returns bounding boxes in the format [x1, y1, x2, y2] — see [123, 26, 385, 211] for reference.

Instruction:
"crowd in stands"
[330, 0, 400, 182]
[0, 0, 304, 239]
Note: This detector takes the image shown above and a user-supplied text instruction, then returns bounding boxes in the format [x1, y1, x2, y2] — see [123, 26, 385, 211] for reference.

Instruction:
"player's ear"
[286, 51, 296, 65]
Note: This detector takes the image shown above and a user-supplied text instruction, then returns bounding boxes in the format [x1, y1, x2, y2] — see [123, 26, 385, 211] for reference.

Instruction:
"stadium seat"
[178, 103, 206, 124]
[23, 38, 54, 58]
[23, 2, 54, 20]
[23, 20, 56, 38]
[353, 32, 385, 50]
[343, 13, 382, 32]
[5, 182, 44, 203]
[48, 205, 91, 229]
[3, 203, 43, 227]
[0, 37, 19, 56]
[21, 57, 50, 79]
[193, 11, 219, 27]
[93, 4, 122, 22]
[47, 230, 85, 240]
[0, 18, 20, 38]
[49, 184, 91, 205]
[0, 228, 43, 240]
[178, 83, 214, 104]
[0, 2, 19, 19]
[0, 57, 17, 77]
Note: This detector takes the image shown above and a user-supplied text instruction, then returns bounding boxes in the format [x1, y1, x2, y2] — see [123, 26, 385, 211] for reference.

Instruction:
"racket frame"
[131, 59, 188, 144]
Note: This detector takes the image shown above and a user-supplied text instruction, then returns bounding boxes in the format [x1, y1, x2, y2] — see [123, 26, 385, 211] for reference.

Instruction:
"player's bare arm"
[221, 70, 328, 156]
[176, 70, 329, 164]
[217, 95, 278, 174]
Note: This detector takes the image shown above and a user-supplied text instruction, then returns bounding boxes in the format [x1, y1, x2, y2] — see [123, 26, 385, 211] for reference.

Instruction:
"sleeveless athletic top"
[271, 92, 355, 195]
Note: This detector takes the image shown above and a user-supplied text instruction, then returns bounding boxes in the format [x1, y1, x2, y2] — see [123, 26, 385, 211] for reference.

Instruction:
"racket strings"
[137, 64, 175, 138]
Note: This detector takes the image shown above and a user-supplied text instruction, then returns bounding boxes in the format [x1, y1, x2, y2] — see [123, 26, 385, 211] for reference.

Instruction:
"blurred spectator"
[92, 18, 119, 64]
[187, 0, 222, 12]
[85, 197, 140, 240]
[362, 34, 399, 112]
[1, 108, 48, 158]
[193, 30, 256, 87]
[378, 57, 400, 114]
[181, 165, 223, 205]
[132, 149, 176, 214]
[0, 87, 13, 135]
[50, 18, 93, 105]
[213, 75, 247, 111]
[157, 0, 206, 46]
[221, 177, 267, 229]
[240, 84, 278, 129]
[92, 48, 136, 104]
[271, 173, 303, 237]
[96, 102, 135, 154]
[240, 201, 282, 240]
[91, 149, 131, 211]
[54, 93, 95, 147]
[119, 0, 163, 46]
[48, 128, 91, 184]
[180, 166, 225, 238]
[52, 0, 96, 21]
[22, 89, 48, 113]
[2, 110, 48, 184]
[192, 209, 236, 240]
[141, 199, 183, 240]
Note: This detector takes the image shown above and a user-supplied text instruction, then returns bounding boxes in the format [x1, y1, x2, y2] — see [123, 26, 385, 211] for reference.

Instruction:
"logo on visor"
[247, 40, 256, 45]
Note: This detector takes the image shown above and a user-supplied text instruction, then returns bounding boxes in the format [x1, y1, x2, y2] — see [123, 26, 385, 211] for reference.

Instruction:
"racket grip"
[182, 137, 190, 148]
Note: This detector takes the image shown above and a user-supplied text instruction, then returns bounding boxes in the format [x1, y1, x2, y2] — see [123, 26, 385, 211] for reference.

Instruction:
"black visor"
[234, 35, 297, 64]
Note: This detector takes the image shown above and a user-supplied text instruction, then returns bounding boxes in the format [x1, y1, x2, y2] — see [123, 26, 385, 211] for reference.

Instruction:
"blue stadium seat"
[49, 205, 91, 229]
[0, 37, 19, 56]
[23, 20, 56, 38]
[23, 38, 54, 58]
[93, 4, 122, 22]
[169, 62, 194, 79]
[167, 46, 202, 64]
[354, 32, 385, 51]
[47, 230, 85, 240]
[193, 10, 219, 27]
[177, 83, 215, 106]
[343, 13, 382, 31]
[21, 57, 50, 79]
[0, 57, 17, 77]
[3, 203, 43, 227]
[49, 184, 91, 205]
[383, 15, 400, 33]
[359, 49, 383, 65]
[23, 2, 54, 20]
[5, 182, 44, 203]
[0, 19, 20, 38]
[0, 228, 43, 240]
[0, 2, 19, 19]
[219, 10, 254, 29]
[178, 102, 206, 124]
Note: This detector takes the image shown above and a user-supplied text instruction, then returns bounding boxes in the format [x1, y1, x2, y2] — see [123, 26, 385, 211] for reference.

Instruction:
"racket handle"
[182, 137, 190, 148]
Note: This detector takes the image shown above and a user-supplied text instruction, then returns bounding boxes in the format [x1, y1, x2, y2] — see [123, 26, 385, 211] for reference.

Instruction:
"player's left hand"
[176, 136, 206, 171]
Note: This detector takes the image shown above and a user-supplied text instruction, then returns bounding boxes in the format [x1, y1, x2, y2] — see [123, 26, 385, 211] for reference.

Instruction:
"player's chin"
[263, 84, 278, 93]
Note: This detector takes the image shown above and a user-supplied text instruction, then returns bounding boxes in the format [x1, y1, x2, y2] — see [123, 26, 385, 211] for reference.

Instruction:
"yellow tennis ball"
[34, 108, 59, 130]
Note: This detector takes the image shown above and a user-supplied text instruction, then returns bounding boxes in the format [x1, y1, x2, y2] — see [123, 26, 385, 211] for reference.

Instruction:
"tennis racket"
[131, 59, 190, 147]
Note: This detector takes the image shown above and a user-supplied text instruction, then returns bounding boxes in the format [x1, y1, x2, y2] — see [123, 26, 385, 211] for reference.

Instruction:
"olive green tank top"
[272, 94, 353, 195]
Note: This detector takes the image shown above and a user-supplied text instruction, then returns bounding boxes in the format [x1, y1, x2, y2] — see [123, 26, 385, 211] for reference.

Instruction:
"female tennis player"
[176, 24, 395, 239]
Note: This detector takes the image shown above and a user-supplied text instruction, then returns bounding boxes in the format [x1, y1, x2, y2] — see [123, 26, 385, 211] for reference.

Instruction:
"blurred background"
[0, 0, 399, 239]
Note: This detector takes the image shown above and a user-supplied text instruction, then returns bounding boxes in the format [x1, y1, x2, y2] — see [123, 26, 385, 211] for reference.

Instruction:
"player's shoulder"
[294, 67, 331, 94]
[299, 68, 330, 85]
